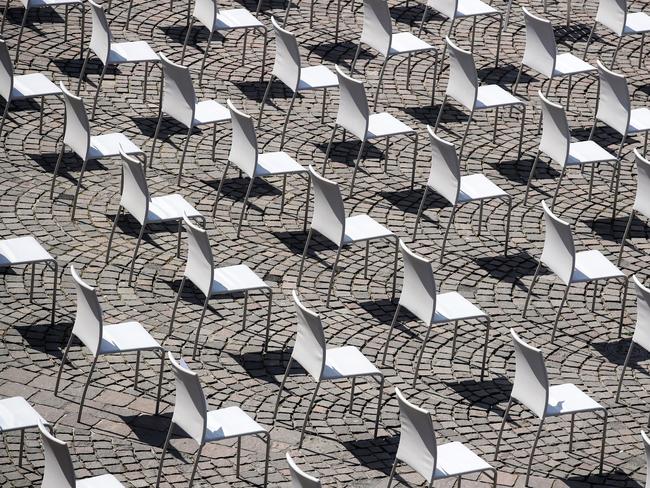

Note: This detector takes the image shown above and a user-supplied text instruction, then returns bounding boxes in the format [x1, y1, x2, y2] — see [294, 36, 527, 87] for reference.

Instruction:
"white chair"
[643, 431, 650, 487]
[79, 0, 159, 118]
[54, 265, 165, 422]
[523, 201, 628, 341]
[297, 166, 398, 306]
[156, 352, 270, 488]
[388, 388, 497, 488]
[0, 39, 61, 139]
[286, 453, 321, 488]
[169, 215, 273, 358]
[618, 149, 650, 265]
[150, 53, 230, 185]
[0, 397, 48, 467]
[51, 82, 147, 220]
[495, 329, 607, 486]
[258, 17, 338, 150]
[413, 127, 511, 261]
[323, 66, 418, 198]
[350, 0, 437, 108]
[181, 0, 267, 85]
[212, 100, 310, 238]
[106, 149, 205, 285]
[435, 37, 525, 162]
[584, 0, 650, 69]
[273, 290, 384, 448]
[38, 421, 124, 487]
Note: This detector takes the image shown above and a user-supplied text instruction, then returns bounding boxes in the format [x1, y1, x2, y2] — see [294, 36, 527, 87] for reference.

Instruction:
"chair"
[522, 201, 628, 341]
[51, 82, 147, 220]
[618, 149, 650, 265]
[212, 100, 310, 238]
[258, 17, 338, 150]
[156, 352, 270, 488]
[150, 53, 230, 185]
[643, 431, 650, 487]
[78, 0, 159, 118]
[0, 397, 49, 467]
[494, 329, 608, 486]
[388, 388, 497, 488]
[273, 290, 384, 448]
[350, 0, 437, 108]
[169, 215, 273, 358]
[297, 166, 398, 306]
[181, 0, 267, 85]
[435, 37, 526, 162]
[584, 0, 650, 69]
[54, 265, 165, 422]
[106, 149, 205, 285]
[323, 66, 418, 198]
[0, 39, 61, 139]
[286, 453, 321, 488]
[413, 127, 511, 261]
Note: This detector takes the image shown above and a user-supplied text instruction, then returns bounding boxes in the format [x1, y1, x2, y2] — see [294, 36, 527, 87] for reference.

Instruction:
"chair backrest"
[426, 0, 458, 19]
[521, 7, 557, 78]
[632, 275, 650, 352]
[633, 149, 650, 219]
[271, 17, 302, 91]
[168, 352, 208, 445]
[291, 290, 326, 381]
[394, 388, 437, 483]
[509, 329, 549, 419]
[286, 453, 321, 488]
[60, 82, 92, 161]
[193, 0, 218, 31]
[398, 240, 437, 325]
[643, 431, 650, 488]
[227, 99, 258, 178]
[182, 214, 214, 297]
[39, 421, 76, 488]
[596, 0, 627, 36]
[0, 40, 14, 102]
[70, 265, 103, 356]
[88, 0, 112, 64]
[595, 60, 631, 136]
[540, 200, 575, 285]
[159, 53, 197, 129]
[538, 90, 571, 165]
[360, 0, 393, 57]
[308, 165, 346, 245]
[334, 65, 370, 141]
[426, 126, 461, 205]
[444, 37, 478, 111]
[119, 149, 150, 224]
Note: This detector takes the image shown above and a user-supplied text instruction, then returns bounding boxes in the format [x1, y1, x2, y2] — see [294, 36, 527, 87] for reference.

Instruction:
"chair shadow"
[15, 321, 73, 359]
[583, 215, 645, 245]
[304, 40, 361, 66]
[314, 138, 384, 167]
[108, 213, 176, 251]
[476, 62, 524, 85]
[444, 375, 512, 415]
[131, 116, 194, 140]
[340, 435, 399, 476]
[473, 250, 550, 291]
[563, 469, 644, 488]
[230, 79, 287, 104]
[117, 413, 188, 461]
[28, 152, 108, 187]
[52, 58, 119, 82]
[203, 175, 282, 203]
[591, 337, 650, 372]
[271, 230, 337, 268]
[409, 103, 469, 128]
[227, 348, 291, 386]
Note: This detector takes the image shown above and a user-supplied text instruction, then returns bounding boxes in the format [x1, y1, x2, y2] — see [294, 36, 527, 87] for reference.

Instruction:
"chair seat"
[565, 141, 616, 166]
[553, 53, 595, 77]
[389, 32, 434, 56]
[211, 264, 268, 295]
[343, 214, 394, 244]
[454, 0, 497, 18]
[256, 152, 306, 177]
[433, 291, 486, 323]
[213, 8, 263, 30]
[193, 100, 231, 126]
[99, 321, 161, 355]
[146, 194, 201, 223]
[76, 474, 125, 488]
[0, 236, 53, 267]
[457, 174, 507, 202]
[433, 441, 493, 479]
[571, 250, 624, 283]
[108, 41, 159, 64]
[546, 383, 604, 416]
[25, 0, 80, 7]
[366, 112, 414, 139]
[628, 108, 650, 134]
[0, 397, 47, 432]
[88, 133, 143, 160]
[204, 406, 266, 442]
[321, 345, 381, 380]
[11, 73, 61, 100]
[623, 12, 650, 35]
[297, 65, 339, 91]
[475, 85, 523, 109]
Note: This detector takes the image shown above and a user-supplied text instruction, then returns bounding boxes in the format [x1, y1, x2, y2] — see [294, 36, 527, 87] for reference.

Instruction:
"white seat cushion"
[628, 107, 650, 134]
[571, 249, 624, 283]
[366, 112, 414, 139]
[213, 8, 263, 30]
[565, 141, 616, 166]
[193, 100, 231, 126]
[0, 397, 47, 432]
[623, 12, 650, 35]
[99, 321, 161, 355]
[434, 441, 493, 479]
[553, 52, 595, 77]
[0, 236, 53, 266]
[76, 474, 125, 488]
[322, 345, 381, 380]
[546, 383, 604, 416]
[11, 73, 61, 99]
[210, 264, 268, 295]
[343, 214, 394, 244]
[455, 0, 497, 17]
[433, 291, 486, 323]
[475, 85, 523, 109]
[298, 65, 339, 91]
[389, 32, 434, 56]
[457, 174, 507, 202]
[88, 133, 143, 160]
[256, 152, 306, 177]
[204, 406, 266, 442]
[147, 194, 201, 223]
[108, 41, 159, 64]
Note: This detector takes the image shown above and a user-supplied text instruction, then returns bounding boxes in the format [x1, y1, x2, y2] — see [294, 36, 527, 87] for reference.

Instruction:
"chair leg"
[212, 160, 231, 217]
[257, 76, 274, 129]
[71, 158, 89, 220]
[522, 262, 542, 317]
[617, 211, 634, 266]
[191, 295, 210, 359]
[322, 124, 338, 174]
[149, 109, 164, 163]
[619, 276, 628, 338]
[77, 356, 99, 422]
[263, 288, 272, 352]
[14, 8, 29, 64]
[0, 0, 10, 33]
[524, 149, 541, 204]
[236, 176, 256, 238]
[296, 229, 312, 287]
[550, 285, 570, 342]
[280, 90, 297, 150]
[412, 324, 433, 387]
[611, 136, 627, 220]
[457, 110, 474, 162]
[391, 237, 398, 301]
[350, 44, 362, 74]
[610, 36, 623, 69]
[372, 57, 390, 110]
[181, 18, 194, 62]
[55, 334, 74, 395]
[198, 31, 212, 85]
[0, 100, 9, 137]
[504, 196, 512, 256]
[187, 445, 204, 487]
[480, 317, 490, 381]
[525, 417, 546, 487]
[494, 14, 503, 67]
[386, 458, 399, 488]
[439, 206, 457, 263]
[272, 357, 293, 420]
[91, 63, 108, 119]
[169, 276, 186, 336]
[298, 380, 322, 448]
[77, 48, 91, 94]
[128, 224, 146, 285]
[325, 246, 342, 307]
[348, 139, 367, 198]
[49, 261, 58, 326]
[177, 126, 193, 185]
[493, 397, 513, 460]
[615, 341, 634, 402]
[381, 305, 401, 365]
[583, 21, 596, 59]
[599, 410, 607, 474]
[155, 422, 174, 487]
[374, 375, 383, 437]
[517, 105, 526, 161]
[410, 132, 418, 189]
[550, 166, 566, 210]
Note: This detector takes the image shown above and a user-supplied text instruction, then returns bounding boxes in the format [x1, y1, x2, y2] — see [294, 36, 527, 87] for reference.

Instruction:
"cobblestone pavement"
[0, 0, 648, 485]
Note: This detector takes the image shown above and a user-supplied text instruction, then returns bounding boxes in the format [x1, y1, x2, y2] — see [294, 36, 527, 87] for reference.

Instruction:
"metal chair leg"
[55, 334, 74, 395]
[322, 124, 338, 174]
[617, 211, 634, 265]
[522, 262, 542, 317]
[90, 63, 108, 119]
[494, 397, 513, 460]
[187, 445, 204, 487]
[550, 285, 570, 342]
[325, 246, 342, 306]
[381, 305, 401, 365]
[128, 224, 146, 285]
[212, 160, 231, 217]
[191, 295, 211, 359]
[71, 158, 89, 220]
[169, 276, 186, 336]
[296, 229, 312, 287]
[439, 206, 457, 263]
[412, 324, 433, 387]
[615, 341, 634, 402]
[272, 357, 293, 420]
[280, 91, 297, 150]
[155, 422, 174, 487]
[298, 380, 321, 448]
[77, 356, 99, 422]
[348, 139, 367, 198]
[177, 126, 193, 185]
[236, 177, 256, 238]
[524, 417, 546, 486]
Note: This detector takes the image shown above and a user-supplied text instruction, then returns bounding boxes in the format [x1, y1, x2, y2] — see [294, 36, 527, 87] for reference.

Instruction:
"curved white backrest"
[596, 0, 627, 36]
[271, 17, 301, 91]
[595, 60, 631, 136]
[39, 421, 76, 488]
[538, 90, 571, 165]
[159, 53, 196, 129]
[70, 265, 103, 357]
[510, 329, 549, 419]
[540, 201, 575, 285]
[522, 7, 557, 78]
[0, 40, 14, 102]
[88, 0, 112, 64]
[334, 65, 369, 141]
[308, 165, 346, 245]
[360, 0, 392, 57]
[426, 126, 461, 205]
[227, 99, 258, 178]
[291, 290, 326, 381]
[444, 37, 478, 111]
[632, 276, 650, 352]
[60, 82, 91, 161]
[643, 431, 650, 488]
[119, 149, 150, 225]
[286, 453, 321, 488]
[168, 351, 208, 445]
[426, 0, 458, 19]
[182, 214, 214, 297]
[394, 388, 437, 483]
[399, 240, 437, 325]
[193, 0, 218, 31]
[633, 149, 650, 219]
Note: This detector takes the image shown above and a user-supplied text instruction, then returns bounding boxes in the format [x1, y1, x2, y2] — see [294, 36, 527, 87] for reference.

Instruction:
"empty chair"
[286, 453, 321, 488]
[618, 149, 650, 265]
[169, 215, 273, 358]
[495, 329, 607, 486]
[106, 149, 205, 285]
[212, 100, 310, 238]
[273, 290, 384, 448]
[323, 66, 418, 198]
[54, 265, 165, 422]
[156, 352, 270, 488]
[350, 0, 437, 108]
[51, 82, 147, 220]
[78, 0, 159, 118]
[297, 166, 398, 306]
[258, 17, 338, 150]
[388, 388, 497, 488]
[435, 37, 526, 162]
[413, 127, 512, 261]
[150, 53, 230, 185]
[0, 397, 49, 467]
[523, 201, 628, 341]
